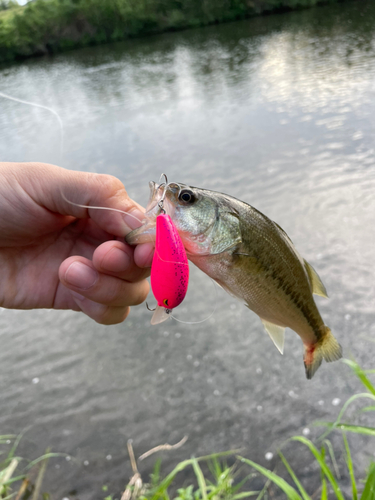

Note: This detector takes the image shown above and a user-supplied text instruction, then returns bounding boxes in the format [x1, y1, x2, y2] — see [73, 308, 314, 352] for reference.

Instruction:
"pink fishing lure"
[150, 213, 189, 324]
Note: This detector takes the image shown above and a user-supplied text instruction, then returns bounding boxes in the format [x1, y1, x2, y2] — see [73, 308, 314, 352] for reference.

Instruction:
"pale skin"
[0, 162, 154, 324]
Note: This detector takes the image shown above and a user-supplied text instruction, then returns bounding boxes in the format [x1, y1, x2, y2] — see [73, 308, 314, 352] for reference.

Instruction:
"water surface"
[1, 1, 375, 497]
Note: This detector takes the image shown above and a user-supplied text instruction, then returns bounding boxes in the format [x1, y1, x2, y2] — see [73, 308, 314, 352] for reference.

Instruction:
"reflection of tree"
[2, 1, 375, 165]
[254, 4, 375, 113]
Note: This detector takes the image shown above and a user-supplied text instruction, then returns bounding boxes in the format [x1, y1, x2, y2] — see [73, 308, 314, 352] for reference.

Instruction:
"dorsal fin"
[303, 260, 328, 298]
[261, 319, 285, 355]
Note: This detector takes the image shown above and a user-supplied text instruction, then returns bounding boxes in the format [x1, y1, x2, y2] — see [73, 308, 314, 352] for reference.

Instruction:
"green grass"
[114, 358, 375, 500]
[2, 358, 375, 500]
[0, 434, 62, 500]
[0, 0, 359, 63]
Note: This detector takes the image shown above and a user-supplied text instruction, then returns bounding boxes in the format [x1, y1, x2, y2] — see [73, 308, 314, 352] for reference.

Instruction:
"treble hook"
[157, 173, 169, 214]
[158, 173, 168, 186]
[146, 302, 156, 312]
[158, 200, 166, 214]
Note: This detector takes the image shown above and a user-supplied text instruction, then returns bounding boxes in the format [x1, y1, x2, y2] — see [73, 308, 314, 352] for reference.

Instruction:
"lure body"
[150, 213, 189, 324]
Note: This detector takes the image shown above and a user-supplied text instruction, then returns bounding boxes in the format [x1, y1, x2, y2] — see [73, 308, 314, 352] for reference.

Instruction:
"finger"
[59, 256, 150, 307]
[134, 243, 154, 268]
[18, 163, 146, 236]
[70, 295, 131, 325]
[92, 240, 150, 282]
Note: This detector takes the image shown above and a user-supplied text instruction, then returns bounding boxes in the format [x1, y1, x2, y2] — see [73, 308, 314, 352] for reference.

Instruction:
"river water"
[1, 1, 375, 498]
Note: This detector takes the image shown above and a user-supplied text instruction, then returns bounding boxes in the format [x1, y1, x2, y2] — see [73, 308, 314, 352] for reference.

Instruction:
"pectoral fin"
[261, 319, 285, 355]
[304, 260, 328, 298]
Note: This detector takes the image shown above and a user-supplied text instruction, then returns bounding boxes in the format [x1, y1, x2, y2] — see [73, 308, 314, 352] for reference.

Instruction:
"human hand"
[0, 162, 153, 324]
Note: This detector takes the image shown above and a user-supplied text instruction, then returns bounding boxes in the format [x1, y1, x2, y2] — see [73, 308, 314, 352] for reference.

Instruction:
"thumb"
[18, 163, 145, 237]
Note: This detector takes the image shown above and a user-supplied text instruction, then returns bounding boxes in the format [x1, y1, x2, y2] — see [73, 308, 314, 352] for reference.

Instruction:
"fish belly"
[189, 252, 324, 346]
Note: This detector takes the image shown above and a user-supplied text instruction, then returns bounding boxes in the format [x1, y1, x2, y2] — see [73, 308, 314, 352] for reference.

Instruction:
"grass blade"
[0, 436, 16, 446]
[342, 434, 357, 500]
[2, 493, 18, 500]
[232, 473, 257, 494]
[342, 360, 375, 395]
[7, 434, 23, 461]
[322, 440, 340, 479]
[31, 449, 50, 500]
[332, 424, 375, 437]
[0, 458, 19, 499]
[320, 477, 327, 500]
[360, 462, 375, 500]
[25, 452, 65, 471]
[291, 437, 345, 500]
[191, 457, 208, 500]
[150, 458, 162, 488]
[238, 456, 302, 500]
[149, 451, 238, 499]
[207, 457, 221, 481]
[232, 492, 261, 499]
[255, 478, 271, 500]
[360, 406, 375, 412]
[317, 393, 375, 439]
[278, 451, 310, 500]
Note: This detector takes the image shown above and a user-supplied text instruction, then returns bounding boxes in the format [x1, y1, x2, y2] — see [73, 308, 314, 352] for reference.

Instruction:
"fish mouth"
[125, 180, 181, 245]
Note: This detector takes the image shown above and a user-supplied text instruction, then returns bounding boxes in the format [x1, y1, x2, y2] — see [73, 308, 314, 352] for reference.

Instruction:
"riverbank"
[0, 0, 356, 63]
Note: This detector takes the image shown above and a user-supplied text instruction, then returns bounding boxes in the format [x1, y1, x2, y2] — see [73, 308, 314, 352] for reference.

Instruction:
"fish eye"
[179, 189, 195, 203]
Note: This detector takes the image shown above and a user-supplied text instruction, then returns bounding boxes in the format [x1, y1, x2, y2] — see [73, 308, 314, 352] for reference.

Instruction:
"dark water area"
[1, 1, 375, 497]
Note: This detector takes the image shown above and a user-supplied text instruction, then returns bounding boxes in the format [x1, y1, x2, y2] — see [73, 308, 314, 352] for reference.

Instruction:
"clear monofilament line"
[60, 193, 145, 225]
[0, 91, 64, 164]
[171, 278, 218, 325]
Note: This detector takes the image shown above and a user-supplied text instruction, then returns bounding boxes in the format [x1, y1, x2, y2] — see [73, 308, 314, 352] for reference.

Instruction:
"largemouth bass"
[126, 181, 342, 379]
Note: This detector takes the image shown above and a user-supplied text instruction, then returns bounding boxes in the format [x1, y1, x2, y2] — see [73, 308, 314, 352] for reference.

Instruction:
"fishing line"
[0, 91, 64, 164]
[170, 278, 218, 325]
[60, 193, 145, 226]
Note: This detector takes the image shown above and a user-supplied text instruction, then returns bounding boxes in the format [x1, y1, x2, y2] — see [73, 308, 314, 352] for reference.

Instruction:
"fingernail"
[65, 262, 98, 290]
[124, 209, 145, 230]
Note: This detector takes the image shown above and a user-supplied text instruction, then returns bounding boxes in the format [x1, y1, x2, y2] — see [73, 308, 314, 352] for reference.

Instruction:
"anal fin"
[261, 319, 285, 355]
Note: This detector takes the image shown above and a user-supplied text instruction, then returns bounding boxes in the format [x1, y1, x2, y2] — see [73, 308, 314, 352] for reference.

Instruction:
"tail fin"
[304, 327, 342, 380]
